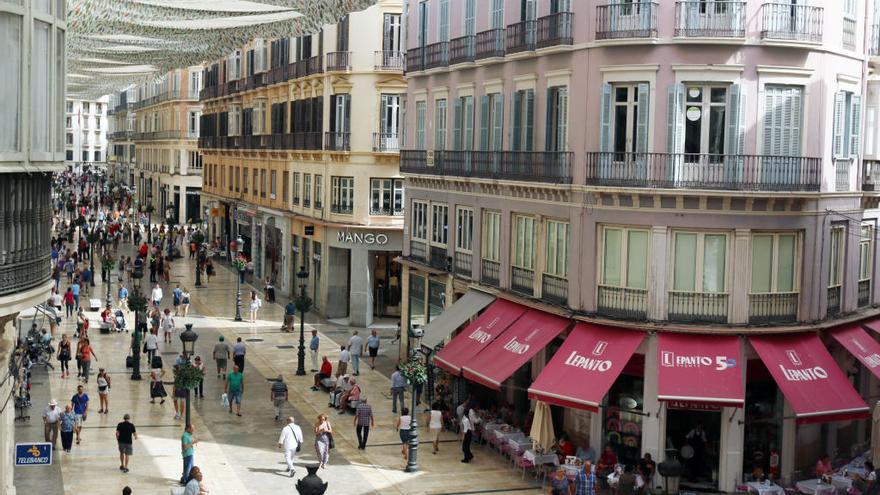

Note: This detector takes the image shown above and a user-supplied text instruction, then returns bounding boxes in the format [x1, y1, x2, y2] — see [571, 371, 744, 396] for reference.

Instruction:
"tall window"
[431, 204, 449, 246]
[260, 169, 267, 198]
[438, 0, 449, 42]
[601, 227, 648, 290]
[434, 98, 447, 150]
[545, 220, 569, 277]
[331, 176, 354, 213]
[303, 174, 312, 207]
[600, 83, 649, 155]
[482, 211, 502, 262]
[764, 85, 804, 157]
[383, 14, 402, 51]
[453, 95, 474, 151]
[512, 215, 536, 270]
[380, 94, 401, 148]
[684, 85, 728, 156]
[270, 170, 277, 199]
[479, 93, 503, 151]
[463, 0, 476, 36]
[415, 101, 427, 149]
[829, 226, 845, 290]
[672, 232, 727, 294]
[456, 207, 474, 252]
[751, 233, 798, 294]
[337, 15, 349, 51]
[243, 168, 249, 194]
[293, 172, 300, 204]
[370, 178, 403, 215]
[832, 90, 861, 160]
[314, 175, 323, 209]
[546, 86, 568, 151]
[511, 89, 534, 151]
[412, 201, 429, 240]
[860, 225, 873, 283]
[417, 1, 428, 47]
[330, 94, 351, 134]
[188, 111, 200, 136]
[491, 0, 504, 29]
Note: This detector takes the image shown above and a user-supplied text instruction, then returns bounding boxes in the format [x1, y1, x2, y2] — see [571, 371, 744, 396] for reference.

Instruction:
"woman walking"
[150, 365, 167, 404]
[248, 291, 262, 323]
[79, 338, 97, 382]
[427, 402, 443, 454]
[74, 339, 85, 378]
[57, 334, 72, 378]
[396, 407, 412, 461]
[314, 414, 332, 469]
[193, 356, 205, 398]
[181, 288, 191, 317]
[96, 368, 111, 414]
[144, 328, 159, 368]
[59, 405, 76, 453]
[205, 259, 215, 283]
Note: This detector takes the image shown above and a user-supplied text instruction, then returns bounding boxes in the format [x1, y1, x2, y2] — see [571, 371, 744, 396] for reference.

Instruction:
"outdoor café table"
[484, 422, 503, 437]
[509, 436, 533, 453]
[796, 479, 838, 495]
[747, 481, 786, 495]
[524, 450, 559, 466]
[830, 475, 853, 491]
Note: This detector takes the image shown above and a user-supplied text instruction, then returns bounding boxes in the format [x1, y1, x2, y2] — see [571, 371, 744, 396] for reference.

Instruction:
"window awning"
[828, 323, 880, 380]
[749, 333, 869, 424]
[657, 333, 744, 408]
[433, 299, 526, 375]
[861, 316, 880, 335]
[419, 290, 495, 351]
[528, 323, 644, 412]
[462, 310, 571, 390]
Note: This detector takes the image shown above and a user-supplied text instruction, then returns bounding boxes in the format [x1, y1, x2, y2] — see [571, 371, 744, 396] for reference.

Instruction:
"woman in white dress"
[248, 291, 262, 323]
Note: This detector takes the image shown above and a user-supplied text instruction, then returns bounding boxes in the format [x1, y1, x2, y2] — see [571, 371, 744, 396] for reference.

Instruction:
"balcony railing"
[748, 292, 798, 324]
[109, 131, 132, 140]
[506, 20, 537, 53]
[449, 35, 476, 65]
[827, 286, 841, 316]
[585, 152, 821, 192]
[324, 132, 351, 152]
[859, 280, 872, 307]
[326, 51, 351, 72]
[375, 50, 405, 71]
[400, 150, 572, 184]
[410, 241, 427, 263]
[330, 203, 353, 215]
[267, 64, 291, 85]
[597, 285, 648, 321]
[668, 291, 728, 324]
[424, 41, 449, 69]
[674, 1, 745, 38]
[244, 72, 267, 91]
[0, 256, 51, 296]
[454, 252, 472, 278]
[511, 267, 535, 296]
[369, 206, 403, 216]
[542, 274, 568, 305]
[430, 246, 449, 271]
[373, 132, 400, 152]
[481, 259, 501, 287]
[307, 55, 323, 75]
[133, 130, 195, 141]
[835, 157, 853, 192]
[864, 160, 880, 191]
[537, 12, 573, 48]
[843, 18, 856, 49]
[596, 2, 658, 40]
[475, 28, 506, 59]
[406, 47, 425, 72]
[293, 132, 322, 150]
[760, 3, 823, 42]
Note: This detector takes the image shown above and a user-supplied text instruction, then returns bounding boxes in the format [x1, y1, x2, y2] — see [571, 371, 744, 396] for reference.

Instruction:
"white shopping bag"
[220, 393, 229, 407]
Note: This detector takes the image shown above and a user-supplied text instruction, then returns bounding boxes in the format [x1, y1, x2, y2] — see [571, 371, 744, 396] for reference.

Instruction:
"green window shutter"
[492, 94, 504, 151]
[480, 95, 490, 151]
[851, 94, 862, 157]
[453, 97, 462, 150]
[464, 96, 474, 151]
[833, 91, 845, 157]
[524, 89, 534, 151]
[636, 83, 650, 153]
[626, 230, 648, 289]
[777, 234, 796, 292]
[511, 91, 522, 150]
[599, 83, 613, 152]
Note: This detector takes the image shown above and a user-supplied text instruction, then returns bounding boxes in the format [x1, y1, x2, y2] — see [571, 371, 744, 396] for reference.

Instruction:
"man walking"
[348, 331, 364, 376]
[225, 364, 244, 416]
[309, 330, 319, 372]
[213, 335, 231, 379]
[390, 365, 407, 414]
[115, 413, 138, 473]
[180, 424, 199, 485]
[233, 337, 246, 372]
[575, 461, 598, 495]
[284, 299, 296, 332]
[71, 385, 89, 444]
[42, 399, 61, 448]
[270, 374, 288, 421]
[277, 416, 303, 477]
[366, 329, 380, 370]
[353, 397, 374, 450]
[172, 284, 183, 316]
[151, 283, 163, 308]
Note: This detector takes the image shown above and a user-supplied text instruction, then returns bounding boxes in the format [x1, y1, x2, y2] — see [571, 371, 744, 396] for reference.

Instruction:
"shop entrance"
[373, 252, 401, 317]
[666, 408, 721, 491]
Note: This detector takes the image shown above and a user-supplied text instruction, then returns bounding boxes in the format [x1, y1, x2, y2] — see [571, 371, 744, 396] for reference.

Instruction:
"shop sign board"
[336, 230, 389, 245]
[15, 443, 52, 466]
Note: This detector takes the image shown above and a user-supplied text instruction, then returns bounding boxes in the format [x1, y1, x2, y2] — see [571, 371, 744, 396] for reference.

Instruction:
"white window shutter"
[492, 94, 503, 151]
[464, 96, 474, 151]
[636, 83, 650, 153]
[453, 97, 462, 150]
[833, 91, 845, 157]
[850, 94, 862, 157]
[666, 83, 684, 153]
[479, 95, 489, 151]
[725, 84, 745, 156]
[599, 83, 612, 152]
[558, 87, 568, 152]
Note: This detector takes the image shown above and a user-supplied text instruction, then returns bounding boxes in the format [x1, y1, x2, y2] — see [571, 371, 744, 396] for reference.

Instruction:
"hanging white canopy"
[66, 0, 377, 99]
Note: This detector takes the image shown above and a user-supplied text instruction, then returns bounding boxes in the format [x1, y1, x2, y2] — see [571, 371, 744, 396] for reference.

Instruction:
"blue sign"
[15, 443, 52, 466]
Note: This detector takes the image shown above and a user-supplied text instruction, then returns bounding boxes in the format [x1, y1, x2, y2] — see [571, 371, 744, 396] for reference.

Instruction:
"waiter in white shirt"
[277, 416, 304, 477]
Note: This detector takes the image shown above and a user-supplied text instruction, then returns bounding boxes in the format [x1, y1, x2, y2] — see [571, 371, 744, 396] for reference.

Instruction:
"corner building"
[401, 0, 880, 491]
[199, 0, 405, 326]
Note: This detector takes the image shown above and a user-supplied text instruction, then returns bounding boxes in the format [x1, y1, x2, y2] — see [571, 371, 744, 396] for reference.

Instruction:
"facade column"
[648, 226, 668, 320]
[730, 229, 752, 324]
[718, 338, 746, 492]
[1, 318, 16, 495]
[781, 401, 796, 482]
[349, 248, 375, 327]
[179, 187, 188, 226]
[400, 266, 411, 361]
[641, 334, 665, 463]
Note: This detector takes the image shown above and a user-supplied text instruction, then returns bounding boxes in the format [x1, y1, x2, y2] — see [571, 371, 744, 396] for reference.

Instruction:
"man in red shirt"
[598, 445, 618, 476]
[311, 357, 333, 391]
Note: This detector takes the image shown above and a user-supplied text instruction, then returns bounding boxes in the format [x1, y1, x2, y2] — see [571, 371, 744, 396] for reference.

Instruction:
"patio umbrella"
[530, 400, 556, 452]
[872, 402, 880, 463]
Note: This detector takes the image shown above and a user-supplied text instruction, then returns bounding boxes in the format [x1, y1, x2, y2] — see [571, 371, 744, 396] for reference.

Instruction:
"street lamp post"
[179, 323, 199, 428]
[146, 190, 153, 244]
[405, 349, 427, 473]
[105, 255, 114, 310]
[295, 266, 311, 376]
[234, 237, 244, 322]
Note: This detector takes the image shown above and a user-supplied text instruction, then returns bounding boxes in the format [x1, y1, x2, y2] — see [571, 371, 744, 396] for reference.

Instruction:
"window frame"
[749, 232, 801, 295]
[669, 230, 730, 294]
[481, 211, 502, 262]
[411, 200, 429, 241]
[599, 225, 650, 290]
[545, 219, 569, 278]
[456, 207, 474, 253]
[829, 224, 846, 289]
[860, 224, 874, 283]
[370, 178, 404, 215]
[430, 203, 449, 247]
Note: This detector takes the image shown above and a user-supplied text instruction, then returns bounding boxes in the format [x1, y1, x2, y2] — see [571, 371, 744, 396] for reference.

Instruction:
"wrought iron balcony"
[375, 50, 405, 71]
[406, 47, 424, 72]
[596, 2, 658, 40]
[243, 72, 267, 91]
[267, 64, 291, 85]
[859, 280, 871, 308]
[584, 152, 821, 192]
[511, 267, 535, 296]
[324, 132, 350, 152]
[748, 292, 798, 324]
[293, 132, 322, 150]
[835, 157, 853, 192]
[424, 42, 449, 69]
[326, 51, 351, 72]
[506, 20, 537, 53]
[369, 205, 403, 216]
[542, 274, 568, 305]
[410, 241, 427, 264]
[430, 246, 449, 271]
[481, 259, 500, 287]
[760, 3, 823, 42]
[674, 1, 745, 38]
[827, 286, 841, 316]
[400, 150, 572, 184]
[330, 203, 353, 215]
[449, 35, 476, 65]
[0, 174, 52, 296]
[373, 132, 399, 153]
[475, 28, 505, 59]
[454, 252, 472, 278]
[537, 12, 573, 48]
[668, 291, 728, 324]
[863, 160, 880, 191]
[597, 285, 648, 321]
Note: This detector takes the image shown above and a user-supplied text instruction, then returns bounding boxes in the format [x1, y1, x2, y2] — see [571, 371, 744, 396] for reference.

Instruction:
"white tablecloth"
[796, 479, 838, 495]
[747, 481, 786, 495]
[523, 450, 559, 466]
[830, 476, 853, 491]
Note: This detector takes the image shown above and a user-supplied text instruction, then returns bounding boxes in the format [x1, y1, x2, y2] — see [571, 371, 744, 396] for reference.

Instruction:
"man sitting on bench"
[337, 378, 361, 413]
[100, 304, 117, 332]
[311, 356, 333, 391]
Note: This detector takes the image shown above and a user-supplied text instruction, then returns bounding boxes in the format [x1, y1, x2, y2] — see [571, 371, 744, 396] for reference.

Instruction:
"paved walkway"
[14, 239, 542, 495]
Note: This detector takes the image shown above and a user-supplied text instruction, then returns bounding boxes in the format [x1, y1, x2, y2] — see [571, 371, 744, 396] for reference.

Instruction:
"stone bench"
[319, 377, 336, 390]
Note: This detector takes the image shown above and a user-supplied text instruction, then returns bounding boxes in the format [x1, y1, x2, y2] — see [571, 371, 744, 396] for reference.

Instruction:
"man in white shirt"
[42, 399, 62, 447]
[336, 345, 350, 378]
[461, 410, 474, 463]
[348, 331, 364, 376]
[151, 283, 163, 308]
[277, 416, 303, 477]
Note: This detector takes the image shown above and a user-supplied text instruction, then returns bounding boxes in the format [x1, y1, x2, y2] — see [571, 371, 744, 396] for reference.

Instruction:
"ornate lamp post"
[127, 283, 147, 381]
[103, 255, 116, 310]
[295, 266, 312, 376]
[192, 231, 205, 288]
[404, 349, 428, 473]
[234, 237, 245, 322]
[146, 190, 154, 244]
[179, 324, 199, 428]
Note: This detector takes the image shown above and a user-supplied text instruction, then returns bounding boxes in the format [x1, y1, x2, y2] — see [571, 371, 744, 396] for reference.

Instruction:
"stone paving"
[14, 241, 543, 495]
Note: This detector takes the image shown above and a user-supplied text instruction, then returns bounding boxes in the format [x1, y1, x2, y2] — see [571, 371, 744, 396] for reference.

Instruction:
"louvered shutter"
[636, 83, 650, 153]
[380, 94, 388, 136]
[492, 94, 504, 151]
[524, 90, 534, 151]
[453, 97, 462, 150]
[833, 91, 845, 157]
[599, 83, 613, 152]
[329, 95, 337, 133]
[850, 94, 862, 157]
[480, 95, 490, 150]
[557, 87, 568, 151]
[725, 84, 745, 155]
[666, 83, 684, 153]
[464, 96, 475, 151]
[383, 14, 392, 51]
[545, 88, 556, 151]
[511, 91, 523, 150]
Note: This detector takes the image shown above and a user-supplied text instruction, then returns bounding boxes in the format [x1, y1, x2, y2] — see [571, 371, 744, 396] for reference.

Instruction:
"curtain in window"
[751, 235, 773, 293]
[673, 233, 697, 291]
[603, 229, 622, 286]
[777, 235, 796, 292]
[626, 230, 648, 289]
[702, 234, 726, 293]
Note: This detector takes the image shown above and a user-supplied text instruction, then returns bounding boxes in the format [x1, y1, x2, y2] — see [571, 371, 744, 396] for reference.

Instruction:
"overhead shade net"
[433, 299, 527, 375]
[657, 333, 744, 408]
[419, 290, 495, 351]
[529, 323, 643, 412]
[462, 310, 570, 390]
[66, 0, 377, 98]
[829, 324, 880, 380]
[749, 333, 869, 424]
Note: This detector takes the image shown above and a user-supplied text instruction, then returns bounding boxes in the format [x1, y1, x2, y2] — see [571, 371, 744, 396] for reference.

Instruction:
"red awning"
[657, 333, 744, 407]
[461, 310, 571, 390]
[433, 299, 527, 375]
[528, 323, 644, 411]
[829, 324, 880, 380]
[861, 316, 880, 335]
[749, 333, 870, 424]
